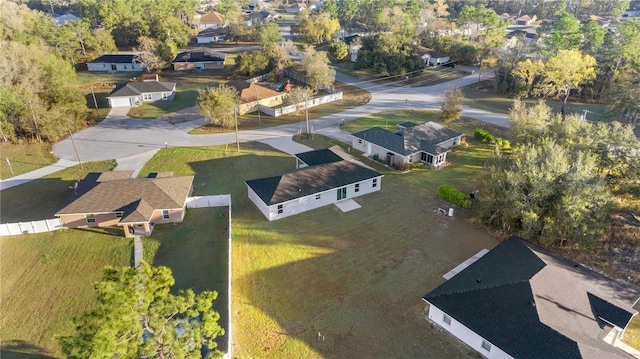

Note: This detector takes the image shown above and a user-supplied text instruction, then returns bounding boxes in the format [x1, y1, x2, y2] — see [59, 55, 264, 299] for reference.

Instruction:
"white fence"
[0, 218, 63, 236]
[246, 73, 270, 84]
[186, 195, 231, 208]
[261, 92, 343, 117]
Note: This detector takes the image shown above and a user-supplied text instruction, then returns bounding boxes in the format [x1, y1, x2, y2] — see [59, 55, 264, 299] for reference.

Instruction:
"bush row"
[438, 184, 472, 208]
[474, 128, 511, 148]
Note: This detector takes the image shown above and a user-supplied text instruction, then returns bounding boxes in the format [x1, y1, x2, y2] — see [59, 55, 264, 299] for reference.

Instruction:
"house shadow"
[0, 340, 56, 359]
[1, 177, 83, 223]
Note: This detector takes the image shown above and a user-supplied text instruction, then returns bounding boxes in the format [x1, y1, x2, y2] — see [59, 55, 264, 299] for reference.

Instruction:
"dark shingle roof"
[90, 54, 141, 64]
[173, 48, 226, 63]
[295, 148, 343, 167]
[245, 161, 382, 205]
[197, 27, 227, 37]
[351, 121, 463, 156]
[107, 81, 176, 98]
[423, 236, 639, 359]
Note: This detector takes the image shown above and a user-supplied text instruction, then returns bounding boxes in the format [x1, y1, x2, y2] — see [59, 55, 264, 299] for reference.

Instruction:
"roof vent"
[476, 279, 482, 283]
[530, 301, 536, 307]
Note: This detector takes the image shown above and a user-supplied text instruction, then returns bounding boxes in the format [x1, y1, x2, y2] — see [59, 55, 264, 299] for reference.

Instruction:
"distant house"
[87, 54, 144, 72]
[196, 27, 228, 44]
[423, 236, 640, 359]
[246, 147, 383, 221]
[499, 12, 516, 25]
[414, 45, 450, 66]
[516, 14, 537, 25]
[285, 3, 306, 13]
[227, 80, 283, 115]
[589, 15, 611, 27]
[506, 28, 539, 47]
[196, 11, 226, 29]
[340, 34, 362, 62]
[351, 121, 464, 169]
[56, 171, 194, 237]
[247, 10, 278, 24]
[53, 12, 81, 26]
[107, 80, 176, 107]
[172, 48, 226, 70]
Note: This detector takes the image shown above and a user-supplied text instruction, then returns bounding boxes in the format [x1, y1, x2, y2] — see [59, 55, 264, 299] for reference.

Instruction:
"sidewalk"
[0, 159, 78, 191]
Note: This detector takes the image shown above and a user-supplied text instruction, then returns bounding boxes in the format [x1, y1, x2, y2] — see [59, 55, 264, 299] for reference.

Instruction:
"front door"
[111, 64, 117, 71]
[337, 187, 347, 201]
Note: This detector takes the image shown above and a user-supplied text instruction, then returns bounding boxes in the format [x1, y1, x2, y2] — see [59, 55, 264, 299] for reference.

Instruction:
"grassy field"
[0, 142, 58, 179]
[332, 62, 467, 87]
[0, 160, 117, 222]
[625, 314, 640, 350]
[0, 229, 134, 358]
[460, 82, 609, 121]
[135, 138, 500, 358]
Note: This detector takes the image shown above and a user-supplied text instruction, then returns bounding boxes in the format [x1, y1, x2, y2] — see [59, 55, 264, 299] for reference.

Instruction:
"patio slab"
[335, 199, 361, 212]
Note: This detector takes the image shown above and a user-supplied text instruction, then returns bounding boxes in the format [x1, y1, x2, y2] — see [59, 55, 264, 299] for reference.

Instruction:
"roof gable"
[108, 81, 176, 98]
[200, 11, 225, 24]
[228, 80, 281, 103]
[295, 148, 343, 167]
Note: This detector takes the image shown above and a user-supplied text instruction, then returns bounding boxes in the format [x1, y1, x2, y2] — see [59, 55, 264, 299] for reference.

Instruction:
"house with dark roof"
[351, 121, 464, 169]
[228, 80, 283, 115]
[55, 171, 194, 237]
[106, 80, 176, 107]
[423, 236, 640, 359]
[246, 10, 278, 25]
[87, 53, 145, 72]
[245, 147, 383, 221]
[414, 45, 450, 66]
[172, 48, 226, 70]
[196, 27, 228, 44]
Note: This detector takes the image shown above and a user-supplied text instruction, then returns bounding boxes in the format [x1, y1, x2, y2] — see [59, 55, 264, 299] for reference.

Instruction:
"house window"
[277, 204, 283, 214]
[358, 139, 363, 144]
[162, 92, 168, 100]
[111, 64, 116, 70]
[443, 314, 452, 326]
[316, 194, 321, 200]
[372, 178, 377, 188]
[481, 340, 492, 352]
[162, 210, 170, 219]
[86, 214, 96, 223]
[143, 93, 152, 101]
[355, 183, 360, 193]
[124, 65, 128, 69]
[115, 211, 124, 218]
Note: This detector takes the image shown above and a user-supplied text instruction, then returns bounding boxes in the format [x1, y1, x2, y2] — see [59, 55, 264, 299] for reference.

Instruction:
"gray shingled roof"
[351, 121, 463, 156]
[90, 54, 141, 64]
[107, 81, 176, 98]
[295, 148, 343, 167]
[56, 174, 194, 224]
[423, 236, 639, 359]
[172, 48, 226, 63]
[245, 161, 382, 206]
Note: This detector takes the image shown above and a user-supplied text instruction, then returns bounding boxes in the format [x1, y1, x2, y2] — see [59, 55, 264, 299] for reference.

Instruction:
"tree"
[534, 49, 596, 116]
[511, 59, 544, 98]
[135, 36, 164, 72]
[59, 262, 224, 358]
[440, 88, 463, 127]
[294, 9, 340, 44]
[300, 46, 335, 91]
[509, 99, 552, 144]
[581, 19, 606, 55]
[198, 84, 240, 128]
[85, 27, 117, 58]
[546, 12, 581, 52]
[606, 69, 640, 128]
[354, 34, 423, 76]
[256, 21, 281, 49]
[284, 86, 310, 115]
[337, 0, 358, 28]
[233, 51, 270, 76]
[328, 39, 348, 61]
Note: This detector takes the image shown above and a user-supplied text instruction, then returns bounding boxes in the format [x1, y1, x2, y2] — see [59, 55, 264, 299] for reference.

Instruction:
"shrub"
[410, 162, 424, 169]
[475, 128, 509, 149]
[438, 184, 472, 208]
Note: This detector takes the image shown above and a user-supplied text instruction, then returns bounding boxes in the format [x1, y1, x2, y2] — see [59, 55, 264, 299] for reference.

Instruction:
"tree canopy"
[354, 34, 423, 76]
[58, 262, 224, 359]
[198, 84, 240, 128]
[299, 46, 336, 91]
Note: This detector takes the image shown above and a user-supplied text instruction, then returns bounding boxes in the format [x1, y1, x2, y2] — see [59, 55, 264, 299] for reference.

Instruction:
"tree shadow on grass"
[1, 340, 56, 359]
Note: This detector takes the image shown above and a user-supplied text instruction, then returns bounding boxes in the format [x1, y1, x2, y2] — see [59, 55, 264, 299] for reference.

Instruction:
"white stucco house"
[245, 148, 383, 221]
[195, 11, 226, 29]
[414, 45, 450, 66]
[107, 80, 176, 108]
[351, 121, 464, 169]
[196, 27, 228, 44]
[423, 236, 640, 359]
[86, 54, 145, 72]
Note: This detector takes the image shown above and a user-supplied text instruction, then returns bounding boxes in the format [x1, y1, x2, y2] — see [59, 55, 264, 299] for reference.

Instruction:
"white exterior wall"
[249, 176, 382, 221]
[430, 56, 450, 66]
[427, 304, 513, 359]
[108, 97, 134, 108]
[438, 135, 463, 149]
[87, 62, 144, 72]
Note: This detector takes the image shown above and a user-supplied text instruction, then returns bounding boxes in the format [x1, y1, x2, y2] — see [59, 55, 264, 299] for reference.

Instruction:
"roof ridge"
[427, 279, 532, 298]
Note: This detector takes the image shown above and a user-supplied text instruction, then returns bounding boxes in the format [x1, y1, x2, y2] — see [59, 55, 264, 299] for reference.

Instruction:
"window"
[162, 210, 170, 219]
[355, 183, 360, 193]
[115, 211, 124, 218]
[316, 194, 321, 200]
[277, 204, 283, 214]
[481, 340, 492, 352]
[358, 139, 363, 144]
[162, 92, 168, 100]
[143, 93, 152, 101]
[86, 214, 96, 223]
[372, 178, 378, 188]
[443, 314, 452, 326]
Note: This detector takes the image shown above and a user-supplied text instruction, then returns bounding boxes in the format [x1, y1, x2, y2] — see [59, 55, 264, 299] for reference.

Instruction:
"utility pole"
[255, 87, 261, 124]
[68, 130, 83, 169]
[304, 90, 310, 138]
[90, 85, 100, 120]
[234, 106, 240, 152]
[6, 157, 14, 176]
[28, 101, 41, 142]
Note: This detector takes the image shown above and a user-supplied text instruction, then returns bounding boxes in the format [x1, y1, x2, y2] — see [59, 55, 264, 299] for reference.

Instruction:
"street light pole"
[255, 87, 261, 124]
[234, 106, 240, 152]
[28, 101, 41, 142]
[304, 90, 310, 138]
[68, 130, 83, 169]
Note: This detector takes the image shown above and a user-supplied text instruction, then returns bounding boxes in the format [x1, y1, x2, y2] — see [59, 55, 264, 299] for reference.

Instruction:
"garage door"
[109, 97, 132, 107]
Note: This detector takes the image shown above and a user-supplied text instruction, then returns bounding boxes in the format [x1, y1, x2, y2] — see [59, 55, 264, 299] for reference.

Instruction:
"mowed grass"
[0, 160, 117, 222]
[625, 311, 640, 350]
[0, 229, 133, 358]
[136, 141, 499, 358]
[0, 142, 58, 179]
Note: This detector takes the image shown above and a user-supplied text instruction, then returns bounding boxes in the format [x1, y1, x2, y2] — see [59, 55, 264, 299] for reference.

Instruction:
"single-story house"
[247, 10, 278, 24]
[106, 80, 176, 107]
[505, 28, 539, 47]
[246, 147, 383, 221]
[516, 14, 537, 25]
[195, 10, 226, 29]
[414, 45, 450, 66]
[351, 121, 464, 169]
[423, 236, 640, 359]
[340, 34, 362, 62]
[228, 80, 283, 115]
[54, 12, 81, 26]
[172, 48, 226, 70]
[55, 171, 194, 237]
[196, 27, 228, 44]
[499, 12, 516, 25]
[285, 3, 306, 13]
[87, 53, 145, 72]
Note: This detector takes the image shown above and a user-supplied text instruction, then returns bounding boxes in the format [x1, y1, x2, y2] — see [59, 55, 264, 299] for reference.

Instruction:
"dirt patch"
[158, 106, 202, 124]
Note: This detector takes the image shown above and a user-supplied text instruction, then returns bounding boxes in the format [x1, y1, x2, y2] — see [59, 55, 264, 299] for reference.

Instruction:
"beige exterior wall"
[148, 208, 186, 224]
[238, 95, 283, 115]
[59, 213, 122, 229]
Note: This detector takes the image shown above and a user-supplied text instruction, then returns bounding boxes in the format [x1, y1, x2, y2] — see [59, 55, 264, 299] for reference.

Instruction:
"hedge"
[438, 184, 472, 208]
[474, 128, 510, 149]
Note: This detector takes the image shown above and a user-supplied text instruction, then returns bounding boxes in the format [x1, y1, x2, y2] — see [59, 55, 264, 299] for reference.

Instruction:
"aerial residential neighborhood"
[1, 0, 639, 358]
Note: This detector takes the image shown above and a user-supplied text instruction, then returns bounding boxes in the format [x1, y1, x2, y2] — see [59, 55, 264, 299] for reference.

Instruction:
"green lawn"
[0, 229, 134, 358]
[333, 63, 467, 87]
[625, 315, 640, 351]
[135, 139, 499, 358]
[461, 82, 609, 121]
[74, 71, 134, 86]
[0, 160, 117, 222]
[0, 142, 58, 180]
[127, 85, 207, 118]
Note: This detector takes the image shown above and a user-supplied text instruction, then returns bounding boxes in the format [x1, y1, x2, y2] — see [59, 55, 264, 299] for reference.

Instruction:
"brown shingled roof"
[200, 11, 225, 24]
[227, 81, 282, 104]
